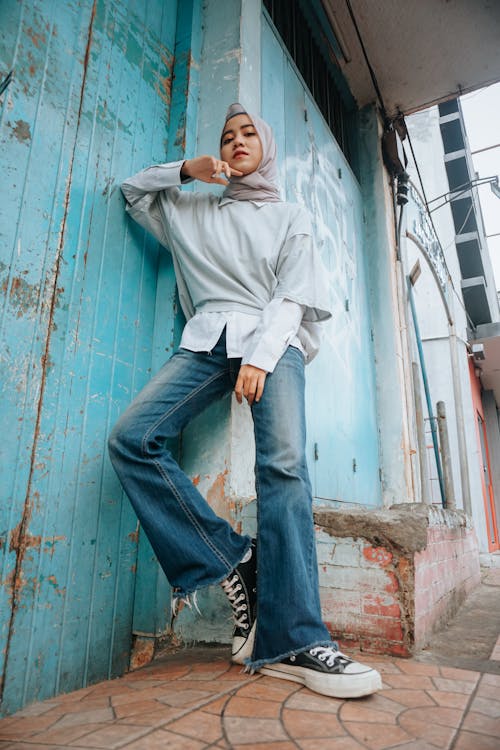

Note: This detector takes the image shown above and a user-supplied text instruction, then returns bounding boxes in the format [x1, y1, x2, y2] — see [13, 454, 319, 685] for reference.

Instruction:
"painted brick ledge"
[313, 502, 481, 658]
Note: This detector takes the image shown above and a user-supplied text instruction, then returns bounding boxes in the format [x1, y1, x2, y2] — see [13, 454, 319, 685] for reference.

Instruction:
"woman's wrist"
[180, 160, 190, 179]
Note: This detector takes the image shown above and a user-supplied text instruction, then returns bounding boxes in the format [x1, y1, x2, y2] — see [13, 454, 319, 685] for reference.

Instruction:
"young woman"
[109, 103, 382, 699]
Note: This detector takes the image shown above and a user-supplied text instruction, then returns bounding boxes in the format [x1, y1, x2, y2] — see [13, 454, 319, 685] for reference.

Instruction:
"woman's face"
[220, 114, 263, 175]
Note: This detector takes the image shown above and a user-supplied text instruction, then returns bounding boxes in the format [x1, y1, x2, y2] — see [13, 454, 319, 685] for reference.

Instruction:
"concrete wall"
[358, 108, 416, 506]
[405, 106, 490, 550]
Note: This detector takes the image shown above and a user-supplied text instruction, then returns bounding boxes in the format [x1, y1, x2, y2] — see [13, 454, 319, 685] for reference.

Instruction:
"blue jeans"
[108, 331, 331, 668]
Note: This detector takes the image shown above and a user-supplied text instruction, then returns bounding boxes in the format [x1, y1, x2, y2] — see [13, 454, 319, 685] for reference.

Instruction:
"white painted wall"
[405, 106, 490, 551]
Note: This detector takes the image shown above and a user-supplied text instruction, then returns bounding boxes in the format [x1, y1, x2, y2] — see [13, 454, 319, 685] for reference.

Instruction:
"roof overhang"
[470, 323, 500, 407]
[321, 0, 500, 117]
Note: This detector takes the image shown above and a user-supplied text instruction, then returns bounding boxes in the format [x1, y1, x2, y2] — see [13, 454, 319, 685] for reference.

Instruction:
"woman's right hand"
[181, 156, 243, 185]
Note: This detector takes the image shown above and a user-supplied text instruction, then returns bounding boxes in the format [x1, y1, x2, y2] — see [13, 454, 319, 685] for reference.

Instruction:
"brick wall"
[314, 503, 481, 656]
[414, 523, 481, 647]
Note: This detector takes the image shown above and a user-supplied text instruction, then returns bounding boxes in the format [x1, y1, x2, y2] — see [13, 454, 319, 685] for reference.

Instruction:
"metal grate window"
[263, 0, 357, 170]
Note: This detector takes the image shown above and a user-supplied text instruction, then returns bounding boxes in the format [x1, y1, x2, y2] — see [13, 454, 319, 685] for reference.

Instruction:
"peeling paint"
[213, 48, 241, 65]
[8, 120, 32, 143]
[2, 275, 39, 317]
[45, 575, 66, 596]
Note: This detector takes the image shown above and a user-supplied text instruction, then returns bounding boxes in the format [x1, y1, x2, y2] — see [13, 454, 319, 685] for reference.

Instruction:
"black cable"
[343, 1, 477, 331]
[344, 0, 388, 121]
[406, 127, 432, 209]
[0, 70, 13, 97]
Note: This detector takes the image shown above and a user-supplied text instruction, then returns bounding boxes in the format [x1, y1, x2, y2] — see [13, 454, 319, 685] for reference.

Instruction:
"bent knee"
[108, 412, 148, 459]
[108, 420, 132, 460]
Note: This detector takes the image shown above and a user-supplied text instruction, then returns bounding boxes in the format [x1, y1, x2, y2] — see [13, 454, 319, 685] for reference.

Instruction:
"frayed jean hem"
[171, 536, 253, 602]
[244, 638, 336, 672]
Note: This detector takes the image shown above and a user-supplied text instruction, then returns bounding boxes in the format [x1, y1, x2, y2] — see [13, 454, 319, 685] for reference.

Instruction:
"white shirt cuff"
[242, 298, 304, 372]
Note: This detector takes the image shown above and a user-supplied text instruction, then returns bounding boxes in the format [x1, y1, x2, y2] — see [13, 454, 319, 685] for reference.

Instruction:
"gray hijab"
[221, 103, 282, 203]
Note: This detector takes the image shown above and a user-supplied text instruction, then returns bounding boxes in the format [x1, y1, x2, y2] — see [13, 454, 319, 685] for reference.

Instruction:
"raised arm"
[181, 156, 243, 185]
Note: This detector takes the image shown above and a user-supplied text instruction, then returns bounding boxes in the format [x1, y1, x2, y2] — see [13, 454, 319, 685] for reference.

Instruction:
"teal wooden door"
[0, 0, 179, 714]
[261, 15, 381, 506]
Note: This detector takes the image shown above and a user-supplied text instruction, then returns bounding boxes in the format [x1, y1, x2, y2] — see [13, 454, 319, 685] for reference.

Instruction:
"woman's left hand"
[235, 365, 267, 406]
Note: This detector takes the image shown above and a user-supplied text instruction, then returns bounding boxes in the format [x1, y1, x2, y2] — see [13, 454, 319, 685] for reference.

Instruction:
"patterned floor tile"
[165, 709, 223, 743]
[453, 730, 500, 750]
[282, 707, 344, 739]
[224, 716, 289, 745]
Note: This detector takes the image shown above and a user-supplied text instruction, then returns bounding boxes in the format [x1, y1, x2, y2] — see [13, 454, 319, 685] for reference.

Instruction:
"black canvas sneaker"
[221, 540, 257, 665]
[259, 645, 382, 698]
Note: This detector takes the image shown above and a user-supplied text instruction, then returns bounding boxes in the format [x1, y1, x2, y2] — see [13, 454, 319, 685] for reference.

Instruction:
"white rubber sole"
[231, 621, 257, 665]
[258, 662, 383, 699]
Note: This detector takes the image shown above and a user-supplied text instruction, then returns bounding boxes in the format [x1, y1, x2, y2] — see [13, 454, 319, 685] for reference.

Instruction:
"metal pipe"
[412, 361, 430, 504]
[437, 401, 456, 509]
[448, 322, 472, 515]
[407, 278, 447, 507]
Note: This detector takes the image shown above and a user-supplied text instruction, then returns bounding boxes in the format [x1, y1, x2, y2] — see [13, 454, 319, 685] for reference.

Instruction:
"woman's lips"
[233, 151, 248, 159]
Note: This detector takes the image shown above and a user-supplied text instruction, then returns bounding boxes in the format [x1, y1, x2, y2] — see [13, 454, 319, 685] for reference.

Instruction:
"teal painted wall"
[0, 0, 184, 715]
[261, 15, 381, 507]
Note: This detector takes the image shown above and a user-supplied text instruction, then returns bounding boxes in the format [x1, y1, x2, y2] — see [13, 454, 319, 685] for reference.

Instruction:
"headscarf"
[221, 103, 282, 203]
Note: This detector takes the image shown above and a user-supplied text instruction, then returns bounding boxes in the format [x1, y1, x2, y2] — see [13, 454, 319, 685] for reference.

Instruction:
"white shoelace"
[171, 590, 201, 618]
[221, 574, 249, 629]
[309, 646, 351, 667]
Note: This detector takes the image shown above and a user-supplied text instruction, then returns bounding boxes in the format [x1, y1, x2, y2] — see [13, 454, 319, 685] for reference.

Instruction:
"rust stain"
[206, 470, 230, 521]
[154, 50, 173, 106]
[9, 119, 31, 143]
[130, 636, 155, 671]
[128, 526, 140, 544]
[9, 520, 42, 553]
[154, 76, 172, 107]
[192, 475, 200, 486]
[8, 525, 64, 556]
[25, 26, 47, 49]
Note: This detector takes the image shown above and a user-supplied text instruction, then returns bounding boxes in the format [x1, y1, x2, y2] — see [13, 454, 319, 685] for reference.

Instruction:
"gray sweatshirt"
[121, 161, 332, 364]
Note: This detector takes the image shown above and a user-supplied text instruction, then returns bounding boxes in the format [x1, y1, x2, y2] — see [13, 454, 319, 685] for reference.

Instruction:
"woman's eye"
[223, 137, 233, 145]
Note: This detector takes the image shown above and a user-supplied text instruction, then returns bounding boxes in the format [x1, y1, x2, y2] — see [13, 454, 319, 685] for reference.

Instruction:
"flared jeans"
[108, 331, 331, 668]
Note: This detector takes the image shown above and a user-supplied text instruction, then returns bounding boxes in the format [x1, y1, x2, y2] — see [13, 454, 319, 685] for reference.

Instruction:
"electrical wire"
[344, 0, 388, 121]
[342, 0, 479, 332]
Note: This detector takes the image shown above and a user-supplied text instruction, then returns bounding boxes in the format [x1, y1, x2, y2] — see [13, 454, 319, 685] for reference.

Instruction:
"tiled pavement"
[0, 569, 499, 750]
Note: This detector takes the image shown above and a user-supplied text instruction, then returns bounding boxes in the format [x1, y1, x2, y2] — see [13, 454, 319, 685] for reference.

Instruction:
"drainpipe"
[412, 361, 430, 504]
[448, 322, 472, 515]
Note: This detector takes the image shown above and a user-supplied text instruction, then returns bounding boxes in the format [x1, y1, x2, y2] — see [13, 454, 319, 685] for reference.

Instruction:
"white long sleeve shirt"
[180, 300, 305, 372]
[121, 161, 331, 371]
